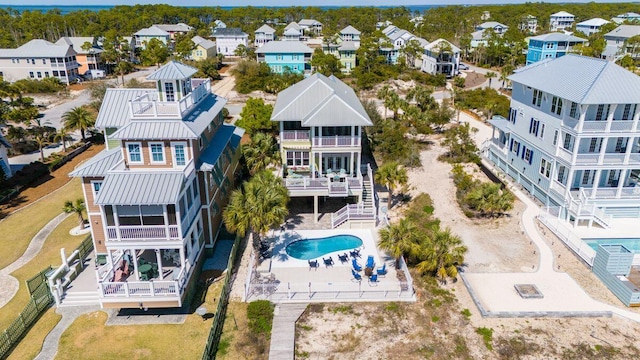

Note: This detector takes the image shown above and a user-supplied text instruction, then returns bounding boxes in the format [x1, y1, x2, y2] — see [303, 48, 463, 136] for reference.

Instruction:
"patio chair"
[140, 272, 149, 281]
[349, 249, 361, 259]
[338, 253, 349, 263]
[308, 259, 319, 270]
[352, 259, 362, 272]
[352, 269, 362, 281]
[369, 274, 379, 285]
[323, 257, 334, 267]
[376, 264, 387, 276]
[366, 255, 375, 269]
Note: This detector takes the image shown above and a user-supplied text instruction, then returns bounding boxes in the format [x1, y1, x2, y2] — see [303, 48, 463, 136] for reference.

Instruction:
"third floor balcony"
[129, 78, 211, 119]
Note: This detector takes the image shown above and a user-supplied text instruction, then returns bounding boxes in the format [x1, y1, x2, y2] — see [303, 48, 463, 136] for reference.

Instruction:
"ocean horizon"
[0, 4, 447, 15]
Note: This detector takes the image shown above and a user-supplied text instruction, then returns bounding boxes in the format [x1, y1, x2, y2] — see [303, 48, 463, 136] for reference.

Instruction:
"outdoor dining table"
[139, 264, 152, 276]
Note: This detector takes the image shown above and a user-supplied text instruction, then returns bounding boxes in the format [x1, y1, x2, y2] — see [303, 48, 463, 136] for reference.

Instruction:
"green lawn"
[55, 281, 223, 359]
[0, 178, 83, 270]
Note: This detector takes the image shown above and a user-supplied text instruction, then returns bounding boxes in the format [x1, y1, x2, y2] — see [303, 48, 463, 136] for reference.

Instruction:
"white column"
[616, 169, 628, 198]
[155, 249, 163, 280]
[598, 137, 608, 165]
[624, 136, 634, 164]
[605, 104, 617, 132]
[577, 105, 587, 132]
[591, 169, 602, 199]
[310, 151, 316, 178]
[132, 250, 140, 280]
[318, 152, 323, 175]
[565, 169, 575, 198]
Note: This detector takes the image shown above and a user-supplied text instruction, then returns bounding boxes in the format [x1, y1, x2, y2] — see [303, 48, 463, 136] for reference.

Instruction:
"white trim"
[149, 142, 166, 164]
[170, 141, 188, 168]
[125, 141, 143, 164]
[90, 180, 103, 199]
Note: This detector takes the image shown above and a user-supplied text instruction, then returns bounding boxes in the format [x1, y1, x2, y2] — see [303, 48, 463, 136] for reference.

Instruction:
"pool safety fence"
[538, 207, 596, 267]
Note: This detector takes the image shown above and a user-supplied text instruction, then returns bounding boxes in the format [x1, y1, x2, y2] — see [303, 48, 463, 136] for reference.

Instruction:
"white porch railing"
[106, 225, 180, 240]
[331, 204, 376, 228]
[312, 136, 360, 147]
[284, 176, 363, 194]
[281, 130, 310, 141]
[549, 179, 566, 197]
[99, 267, 187, 298]
[557, 147, 573, 163]
[582, 187, 640, 199]
[129, 78, 211, 119]
[538, 207, 596, 267]
[575, 153, 600, 164]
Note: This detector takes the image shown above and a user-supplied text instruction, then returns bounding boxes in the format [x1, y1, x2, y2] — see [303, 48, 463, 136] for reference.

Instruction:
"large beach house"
[0, 39, 79, 84]
[70, 61, 243, 308]
[271, 73, 375, 227]
[485, 55, 640, 227]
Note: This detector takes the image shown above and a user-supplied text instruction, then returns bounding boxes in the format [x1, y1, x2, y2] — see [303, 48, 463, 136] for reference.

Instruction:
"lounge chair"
[376, 264, 387, 276]
[323, 257, 334, 267]
[308, 259, 319, 270]
[369, 274, 379, 284]
[338, 253, 349, 263]
[366, 255, 375, 269]
[352, 259, 362, 272]
[349, 249, 361, 259]
[352, 269, 362, 281]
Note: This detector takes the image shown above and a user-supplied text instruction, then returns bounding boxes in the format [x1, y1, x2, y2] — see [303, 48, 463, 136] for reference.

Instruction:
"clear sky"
[4, 0, 636, 6]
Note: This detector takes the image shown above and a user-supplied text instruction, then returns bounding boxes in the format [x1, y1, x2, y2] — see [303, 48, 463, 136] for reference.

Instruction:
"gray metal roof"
[299, 19, 321, 26]
[111, 121, 196, 140]
[256, 24, 276, 34]
[95, 89, 156, 128]
[509, 54, 640, 105]
[198, 124, 243, 171]
[285, 22, 302, 31]
[338, 41, 357, 51]
[425, 39, 461, 53]
[0, 39, 75, 58]
[147, 61, 198, 80]
[340, 25, 361, 35]
[192, 36, 216, 50]
[69, 147, 122, 177]
[528, 33, 586, 42]
[477, 21, 508, 29]
[154, 23, 193, 32]
[576, 18, 610, 27]
[283, 28, 302, 36]
[551, 11, 574, 17]
[255, 41, 313, 54]
[212, 28, 248, 37]
[55, 37, 103, 55]
[271, 73, 372, 127]
[604, 25, 640, 39]
[135, 26, 170, 37]
[95, 172, 185, 205]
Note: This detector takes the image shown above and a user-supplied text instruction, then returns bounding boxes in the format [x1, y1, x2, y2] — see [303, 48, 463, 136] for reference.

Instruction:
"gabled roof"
[387, 29, 410, 41]
[285, 22, 302, 31]
[478, 21, 508, 29]
[147, 61, 198, 80]
[382, 25, 398, 36]
[604, 25, 640, 39]
[154, 23, 193, 32]
[617, 12, 640, 18]
[255, 24, 276, 34]
[255, 41, 313, 54]
[425, 39, 461, 53]
[551, 11, 574, 17]
[576, 18, 610, 27]
[95, 172, 185, 205]
[340, 25, 361, 35]
[192, 36, 216, 50]
[55, 37, 102, 55]
[214, 20, 227, 28]
[283, 28, 302, 37]
[338, 41, 357, 51]
[69, 147, 122, 177]
[509, 54, 640, 105]
[95, 89, 156, 128]
[529, 33, 586, 42]
[198, 124, 244, 172]
[471, 30, 486, 41]
[212, 28, 248, 37]
[135, 26, 170, 37]
[271, 73, 372, 127]
[299, 19, 321, 26]
[0, 39, 75, 58]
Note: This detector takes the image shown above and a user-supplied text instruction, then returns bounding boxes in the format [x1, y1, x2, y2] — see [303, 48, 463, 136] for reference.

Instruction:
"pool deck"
[572, 218, 640, 240]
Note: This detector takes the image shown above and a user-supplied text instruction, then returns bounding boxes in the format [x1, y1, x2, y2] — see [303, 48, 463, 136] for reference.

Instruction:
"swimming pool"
[286, 235, 363, 260]
[584, 238, 640, 252]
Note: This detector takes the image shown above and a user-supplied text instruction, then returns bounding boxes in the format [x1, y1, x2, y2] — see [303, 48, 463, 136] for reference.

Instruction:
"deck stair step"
[59, 290, 100, 307]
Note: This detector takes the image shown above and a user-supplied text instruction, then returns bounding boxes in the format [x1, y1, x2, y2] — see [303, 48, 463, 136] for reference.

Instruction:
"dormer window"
[126, 142, 143, 164]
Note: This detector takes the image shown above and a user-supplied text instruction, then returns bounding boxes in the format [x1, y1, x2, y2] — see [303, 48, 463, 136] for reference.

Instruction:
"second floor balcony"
[280, 130, 361, 148]
[106, 225, 180, 241]
[129, 78, 211, 119]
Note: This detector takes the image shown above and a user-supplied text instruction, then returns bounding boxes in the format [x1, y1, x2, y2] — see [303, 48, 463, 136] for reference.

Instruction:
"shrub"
[476, 327, 494, 350]
[454, 88, 509, 119]
[13, 77, 67, 94]
[247, 300, 274, 336]
[451, 164, 514, 218]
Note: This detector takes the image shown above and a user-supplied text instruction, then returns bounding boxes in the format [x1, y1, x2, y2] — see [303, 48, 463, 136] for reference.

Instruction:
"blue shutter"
[529, 118, 534, 133]
[529, 150, 534, 165]
[521, 145, 526, 159]
[510, 139, 513, 151]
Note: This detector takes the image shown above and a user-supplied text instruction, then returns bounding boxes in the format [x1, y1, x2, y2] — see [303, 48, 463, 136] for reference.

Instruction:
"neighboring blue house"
[255, 41, 313, 74]
[526, 33, 586, 65]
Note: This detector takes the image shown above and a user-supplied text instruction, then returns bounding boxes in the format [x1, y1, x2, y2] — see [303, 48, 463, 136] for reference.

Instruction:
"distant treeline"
[0, 2, 638, 48]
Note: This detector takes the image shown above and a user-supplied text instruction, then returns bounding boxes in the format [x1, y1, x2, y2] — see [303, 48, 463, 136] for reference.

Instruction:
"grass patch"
[56, 280, 223, 359]
[476, 327, 494, 351]
[460, 308, 472, 321]
[0, 215, 85, 331]
[247, 300, 274, 337]
[431, 315, 440, 323]
[330, 305, 353, 314]
[218, 301, 273, 359]
[0, 178, 83, 270]
[5, 308, 62, 360]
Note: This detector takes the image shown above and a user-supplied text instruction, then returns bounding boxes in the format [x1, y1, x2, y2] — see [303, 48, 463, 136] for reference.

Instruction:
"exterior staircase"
[58, 289, 100, 307]
[331, 164, 376, 229]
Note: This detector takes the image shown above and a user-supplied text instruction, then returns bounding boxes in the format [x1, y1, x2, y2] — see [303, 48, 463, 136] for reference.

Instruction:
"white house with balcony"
[484, 55, 640, 229]
[576, 18, 611, 36]
[255, 24, 276, 47]
[271, 73, 376, 227]
[0, 39, 79, 84]
[550, 11, 575, 32]
[70, 61, 243, 309]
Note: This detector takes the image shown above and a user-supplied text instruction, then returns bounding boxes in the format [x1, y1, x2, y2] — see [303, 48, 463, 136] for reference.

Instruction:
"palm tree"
[54, 127, 70, 152]
[223, 171, 289, 249]
[464, 182, 514, 217]
[63, 199, 86, 229]
[243, 132, 281, 175]
[406, 85, 436, 112]
[376, 85, 392, 118]
[374, 162, 408, 208]
[499, 65, 513, 89]
[386, 93, 405, 120]
[414, 227, 467, 283]
[485, 71, 497, 88]
[378, 218, 419, 268]
[62, 106, 95, 141]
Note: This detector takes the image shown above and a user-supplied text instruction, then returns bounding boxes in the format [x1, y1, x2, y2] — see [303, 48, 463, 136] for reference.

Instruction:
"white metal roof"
[338, 41, 357, 51]
[255, 24, 276, 34]
[299, 19, 321, 26]
[95, 172, 185, 205]
[255, 41, 312, 54]
[576, 18, 610, 27]
[509, 54, 640, 105]
[285, 22, 302, 31]
[192, 36, 216, 50]
[0, 39, 75, 58]
[425, 39, 461, 53]
[551, 11, 574, 17]
[478, 21, 508, 29]
[95, 89, 156, 128]
[604, 25, 640, 39]
[69, 147, 122, 177]
[110, 121, 196, 140]
[271, 73, 372, 127]
[147, 61, 198, 80]
[340, 25, 361, 35]
[135, 26, 170, 37]
[154, 23, 193, 32]
[528, 33, 586, 42]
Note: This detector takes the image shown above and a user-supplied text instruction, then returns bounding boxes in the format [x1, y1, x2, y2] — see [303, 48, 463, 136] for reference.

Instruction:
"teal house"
[255, 41, 313, 74]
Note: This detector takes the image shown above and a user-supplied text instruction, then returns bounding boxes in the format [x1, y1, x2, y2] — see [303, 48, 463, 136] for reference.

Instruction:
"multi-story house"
[283, 28, 303, 42]
[271, 73, 375, 227]
[612, 12, 640, 24]
[380, 25, 428, 65]
[70, 61, 243, 308]
[0, 133, 11, 178]
[55, 37, 102, 76]
[255, 24, 276, 48]
[190, 36, 217, 61]
[154, 23, 194, 40]
[526, 33, 586, 65]
[0, 39, 79, 84]
[576, 18, 611, 36]
[211, 28, 249, 56]
[322, 41, 357, 74]
[550, 11, 575, 32]
[298, 19, 323, 35]
[520, 15, 538, 34]
[485, 55, 640, 227]
[213, 20, 227, 29]
[421, 39, 460, 78]
[471, 21, 509, 48]
[476, 21, 509, 35]
[603, 25, 640, 61]
[256, 41, 312, 74]
[339, 26, 361, 48]
[134, 26, 170, 50]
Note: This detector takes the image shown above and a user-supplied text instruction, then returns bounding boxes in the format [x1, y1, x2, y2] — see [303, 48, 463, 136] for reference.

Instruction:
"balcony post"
[156, 249, 164, 280]
[124, 281, 130, 297]
[591, 169, 601, 199]
[577, 105, 587, 132]
[624, 136, 635, 164]
[598, 138, 608, 165]
[132, 251, 139, 280]
[616, 169, 628, 198]
[150, 281, 155, 297]
[605, 104, 617, 132]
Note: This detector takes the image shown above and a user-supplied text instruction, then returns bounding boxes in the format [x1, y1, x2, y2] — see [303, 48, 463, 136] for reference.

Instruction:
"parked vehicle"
[459, 63, 469, 70]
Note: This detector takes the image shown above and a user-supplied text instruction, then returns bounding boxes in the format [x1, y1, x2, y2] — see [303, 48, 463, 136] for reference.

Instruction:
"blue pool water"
[286, 235, 363, 260]
[584, 238, 640, 252]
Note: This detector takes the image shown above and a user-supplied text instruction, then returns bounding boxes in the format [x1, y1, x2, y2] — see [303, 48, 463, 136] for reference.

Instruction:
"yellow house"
[191, 36, 217, 61]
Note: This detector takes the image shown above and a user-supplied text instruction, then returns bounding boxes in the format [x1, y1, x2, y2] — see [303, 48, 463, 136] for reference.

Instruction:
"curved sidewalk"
[34, 305, 99, 360]
[0, 212, 70, 308]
